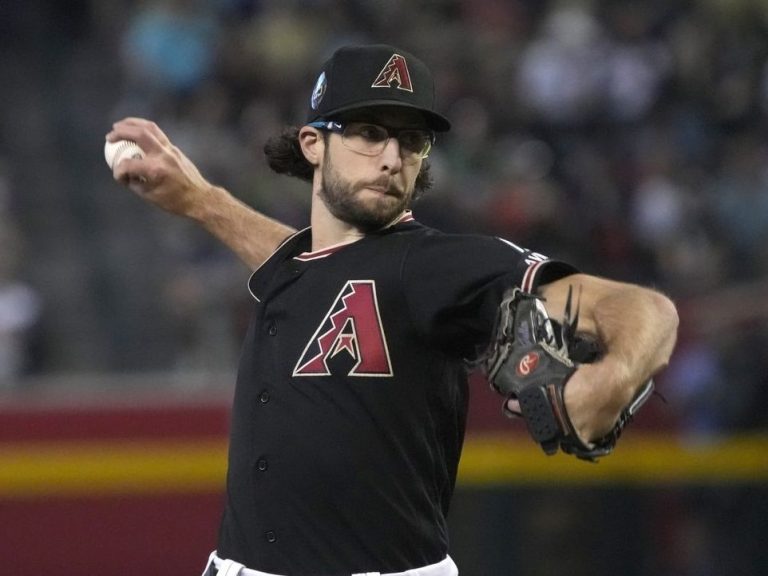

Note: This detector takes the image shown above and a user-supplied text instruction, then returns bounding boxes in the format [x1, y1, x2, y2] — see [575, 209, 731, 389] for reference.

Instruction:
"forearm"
[189, 185, 296, 270]
[594, 284, 677, 395]
[543, 274, 679, 441]
[569, 286, 678, 439]
[107, 118, 296, 270]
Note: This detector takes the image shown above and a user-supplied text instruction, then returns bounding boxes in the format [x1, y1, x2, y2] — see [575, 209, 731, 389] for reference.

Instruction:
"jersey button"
[267, 322, 277, 336]
[257, 458, 268, 471]
[259, 390, 270, 404]
[265, 530, 277, 543]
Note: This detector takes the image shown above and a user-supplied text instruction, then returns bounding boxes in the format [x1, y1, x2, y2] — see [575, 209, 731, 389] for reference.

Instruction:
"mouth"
[363, 182, 401, 197]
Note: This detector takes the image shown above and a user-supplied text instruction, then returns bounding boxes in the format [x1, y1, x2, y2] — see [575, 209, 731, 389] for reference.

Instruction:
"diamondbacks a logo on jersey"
[293, 280, 393, 377]
[371, 54, 413, 92]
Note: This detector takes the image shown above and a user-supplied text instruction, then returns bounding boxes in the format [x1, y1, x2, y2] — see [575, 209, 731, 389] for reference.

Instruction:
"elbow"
[652, 290, 679, 330]
[649, 289, 680, 367]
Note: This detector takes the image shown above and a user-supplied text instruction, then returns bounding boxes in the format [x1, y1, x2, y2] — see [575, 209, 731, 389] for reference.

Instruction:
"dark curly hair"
[263, 127, 434, 198]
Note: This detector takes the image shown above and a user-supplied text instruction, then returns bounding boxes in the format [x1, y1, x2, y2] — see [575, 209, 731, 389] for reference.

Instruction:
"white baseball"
[104, 139, 145, 170]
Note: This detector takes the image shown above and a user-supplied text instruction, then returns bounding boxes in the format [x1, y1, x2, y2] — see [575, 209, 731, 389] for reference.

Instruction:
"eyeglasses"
[309, 120, 435, 160]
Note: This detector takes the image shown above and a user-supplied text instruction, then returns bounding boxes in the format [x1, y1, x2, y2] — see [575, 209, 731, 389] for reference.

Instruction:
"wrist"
[565, 359, 631, 442]
[186, 184, 228, 224]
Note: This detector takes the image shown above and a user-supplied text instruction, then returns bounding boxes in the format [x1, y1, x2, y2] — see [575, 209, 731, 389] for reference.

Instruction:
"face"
[317, 107, 428, 232]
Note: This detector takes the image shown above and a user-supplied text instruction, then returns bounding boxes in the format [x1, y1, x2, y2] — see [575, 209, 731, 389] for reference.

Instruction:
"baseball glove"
[483, 286, 654, 461]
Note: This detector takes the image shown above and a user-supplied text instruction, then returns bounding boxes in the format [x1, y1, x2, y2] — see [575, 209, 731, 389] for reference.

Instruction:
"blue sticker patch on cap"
[311, 71, 327, 110]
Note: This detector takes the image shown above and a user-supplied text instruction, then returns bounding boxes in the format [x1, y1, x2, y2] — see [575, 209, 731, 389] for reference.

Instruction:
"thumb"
[504, 398, 522, 419]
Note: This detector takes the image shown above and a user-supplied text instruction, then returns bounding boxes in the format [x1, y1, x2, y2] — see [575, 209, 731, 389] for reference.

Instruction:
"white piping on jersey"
[247, 227, 309, 302]
[293, 211, 415, 261]
[495, 237, 526, 253]
[497, 237, 553, 293]
[247, 212, 415, 301]
[521, 260, 547, 293]
[388, 209, 414, 225]
[294, 238, 360, 261]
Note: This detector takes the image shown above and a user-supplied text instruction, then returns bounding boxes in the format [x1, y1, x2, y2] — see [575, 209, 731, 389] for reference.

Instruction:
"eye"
[399, 131, 434, 155]
[398, 130, 429, 152]
[347, 123, 388, 143]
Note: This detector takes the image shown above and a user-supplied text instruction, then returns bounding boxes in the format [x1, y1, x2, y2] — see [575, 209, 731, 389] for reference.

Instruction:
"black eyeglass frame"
[307, 119, 436, 159]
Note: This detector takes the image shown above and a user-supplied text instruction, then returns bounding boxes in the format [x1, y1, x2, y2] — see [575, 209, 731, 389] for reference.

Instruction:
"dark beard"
[319, 152, 412, 233]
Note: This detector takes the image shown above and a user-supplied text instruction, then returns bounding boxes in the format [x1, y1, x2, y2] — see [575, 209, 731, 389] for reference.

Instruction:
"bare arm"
[538, 273, 679, 443]
[184, 184, 296, 270]
[107, 118, 296, 270]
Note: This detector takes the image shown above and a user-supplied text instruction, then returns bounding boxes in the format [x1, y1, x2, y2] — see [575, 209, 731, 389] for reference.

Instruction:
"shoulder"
[389, 219, 516, 248]
[393, 221, 579, 292]
[247, 227, 311, 298]
[392, 221, 539, 266]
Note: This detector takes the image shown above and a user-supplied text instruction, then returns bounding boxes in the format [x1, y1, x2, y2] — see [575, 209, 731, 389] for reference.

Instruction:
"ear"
[298, 126, 324, 168]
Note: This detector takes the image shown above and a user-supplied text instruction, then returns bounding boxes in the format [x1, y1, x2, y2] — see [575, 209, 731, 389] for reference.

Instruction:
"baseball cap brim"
[319, 99, 451, 133]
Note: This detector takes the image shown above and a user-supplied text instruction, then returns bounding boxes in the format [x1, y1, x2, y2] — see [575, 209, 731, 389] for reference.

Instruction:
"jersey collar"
[294, 211, 415, 261]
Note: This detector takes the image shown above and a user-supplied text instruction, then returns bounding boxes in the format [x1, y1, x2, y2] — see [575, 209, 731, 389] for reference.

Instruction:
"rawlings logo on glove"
[483, 286, 654, 462]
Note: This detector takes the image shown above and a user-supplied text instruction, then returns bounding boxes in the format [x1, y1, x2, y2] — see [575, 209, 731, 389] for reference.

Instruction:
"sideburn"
[413, 160, 433, 200]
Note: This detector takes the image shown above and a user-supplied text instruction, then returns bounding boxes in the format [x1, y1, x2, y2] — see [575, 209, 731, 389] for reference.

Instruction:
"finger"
[113, 116, 168, 132]
[107, 124, 165, 156]
[114, 167, 147, 191]
[113, 155, 151, 185]
[114, 117, 172, 146]
[505, 398, 522, 418]
[108, 119, 171, 152]
[115, 171, 148, 193]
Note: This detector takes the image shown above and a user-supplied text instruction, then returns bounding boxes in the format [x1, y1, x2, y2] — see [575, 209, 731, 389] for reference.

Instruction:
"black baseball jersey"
[217, 213, 576, 574]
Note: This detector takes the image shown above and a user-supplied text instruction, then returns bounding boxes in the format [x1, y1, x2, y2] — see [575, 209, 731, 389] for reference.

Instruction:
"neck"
[308, 190, 408, 252]
[310, 203, 366, 252]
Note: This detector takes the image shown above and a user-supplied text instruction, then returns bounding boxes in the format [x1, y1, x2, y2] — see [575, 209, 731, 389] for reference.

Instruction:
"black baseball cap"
[306, 44, 451, 132]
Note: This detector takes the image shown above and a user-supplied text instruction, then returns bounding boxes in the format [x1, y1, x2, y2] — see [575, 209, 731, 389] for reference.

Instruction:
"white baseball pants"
[202, 551, 459, 576]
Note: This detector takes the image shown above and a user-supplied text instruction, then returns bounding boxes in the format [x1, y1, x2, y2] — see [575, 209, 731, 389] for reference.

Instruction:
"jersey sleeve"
[400, 232, 577, 359]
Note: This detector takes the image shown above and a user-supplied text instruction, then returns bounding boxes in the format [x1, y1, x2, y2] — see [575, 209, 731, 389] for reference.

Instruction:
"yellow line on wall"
[0, 440, 228, 498]
[1, 434, 767, 498]
[457, 434, 768, 485]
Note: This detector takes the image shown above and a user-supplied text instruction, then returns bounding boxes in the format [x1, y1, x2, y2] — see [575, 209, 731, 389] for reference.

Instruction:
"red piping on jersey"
[521, 260, 546, 293]
[293, 211, 415, 262]
[293, 241, 356, 262]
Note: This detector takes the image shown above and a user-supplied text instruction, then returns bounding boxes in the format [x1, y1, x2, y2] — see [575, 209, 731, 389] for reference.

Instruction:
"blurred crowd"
[2, 0, 768, 436]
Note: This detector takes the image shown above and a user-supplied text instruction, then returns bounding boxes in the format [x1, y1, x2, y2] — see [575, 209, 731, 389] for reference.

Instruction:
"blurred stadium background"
[1, 0, 767, 574]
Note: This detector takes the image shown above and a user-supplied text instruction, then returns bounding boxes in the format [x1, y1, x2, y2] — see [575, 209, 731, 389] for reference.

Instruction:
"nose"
[379, 137, 403, 172]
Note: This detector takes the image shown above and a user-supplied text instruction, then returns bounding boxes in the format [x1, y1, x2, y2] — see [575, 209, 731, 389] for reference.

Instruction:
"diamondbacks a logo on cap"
[371, 54, 413, 92]
[311, 71, 327, 110]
